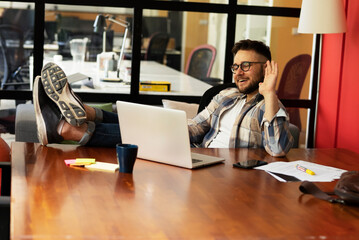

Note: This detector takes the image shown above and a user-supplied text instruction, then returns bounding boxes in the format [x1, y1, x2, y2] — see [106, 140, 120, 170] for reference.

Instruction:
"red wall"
[316, 0, 359, 153]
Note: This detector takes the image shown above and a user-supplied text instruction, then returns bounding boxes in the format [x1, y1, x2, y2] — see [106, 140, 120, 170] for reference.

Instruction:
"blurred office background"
[0, 0, 313, 148]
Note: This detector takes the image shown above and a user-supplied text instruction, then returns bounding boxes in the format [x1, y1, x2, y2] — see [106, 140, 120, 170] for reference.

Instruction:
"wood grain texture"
[10, 143, 359, 239]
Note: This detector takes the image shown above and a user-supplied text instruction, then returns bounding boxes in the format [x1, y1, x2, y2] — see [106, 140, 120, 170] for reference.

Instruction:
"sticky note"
[75, 158, 96, 165]
[64, 159, 77, 166]
[85, 162, 119, 172]
[64, 158, 96, 166]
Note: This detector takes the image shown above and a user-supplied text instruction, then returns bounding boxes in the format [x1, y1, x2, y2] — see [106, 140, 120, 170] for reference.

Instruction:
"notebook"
[116, 101, 225, 169]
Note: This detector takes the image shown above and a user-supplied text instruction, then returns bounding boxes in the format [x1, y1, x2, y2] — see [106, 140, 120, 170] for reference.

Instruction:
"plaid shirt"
[188, 87, 293, 157]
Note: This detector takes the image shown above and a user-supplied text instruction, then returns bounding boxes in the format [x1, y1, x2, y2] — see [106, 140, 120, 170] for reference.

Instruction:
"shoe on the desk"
[33, 76, 64, 145]
[41, 62, 86, 126]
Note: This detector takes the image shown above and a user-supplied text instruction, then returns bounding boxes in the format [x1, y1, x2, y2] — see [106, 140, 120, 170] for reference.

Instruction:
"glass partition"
[0, 1, 35, 91]
[139, 10, 227, 97]
[42, 4, 134, 94]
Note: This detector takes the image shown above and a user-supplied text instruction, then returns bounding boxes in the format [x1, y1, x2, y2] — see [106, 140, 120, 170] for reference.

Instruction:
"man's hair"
[231, 39, 271, 61]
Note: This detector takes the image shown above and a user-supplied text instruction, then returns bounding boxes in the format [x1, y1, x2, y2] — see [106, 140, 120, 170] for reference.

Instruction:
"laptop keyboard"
[192, 159, 203, 164]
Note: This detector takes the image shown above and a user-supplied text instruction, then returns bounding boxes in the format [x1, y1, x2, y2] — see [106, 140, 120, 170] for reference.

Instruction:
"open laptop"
[116, 101, 225, 169]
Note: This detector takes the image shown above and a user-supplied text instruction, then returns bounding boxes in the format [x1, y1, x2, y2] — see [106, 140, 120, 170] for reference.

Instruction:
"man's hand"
[259, 60, 280, 121]
[259, 60, 278, 98]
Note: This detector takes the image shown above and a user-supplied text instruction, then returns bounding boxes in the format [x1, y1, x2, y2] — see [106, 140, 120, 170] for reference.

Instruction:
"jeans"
[86, 110, 121, 147]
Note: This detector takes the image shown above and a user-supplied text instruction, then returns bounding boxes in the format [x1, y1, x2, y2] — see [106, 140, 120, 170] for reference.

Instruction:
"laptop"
[116, 101, 225, 169]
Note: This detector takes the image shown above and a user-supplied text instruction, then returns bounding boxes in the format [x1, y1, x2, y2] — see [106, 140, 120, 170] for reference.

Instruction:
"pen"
[296, 164, 316, 175]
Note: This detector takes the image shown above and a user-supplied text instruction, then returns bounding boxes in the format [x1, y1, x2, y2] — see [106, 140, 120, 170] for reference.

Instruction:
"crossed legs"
[61, 105, 95, 142]
[33, 62, 121, 147]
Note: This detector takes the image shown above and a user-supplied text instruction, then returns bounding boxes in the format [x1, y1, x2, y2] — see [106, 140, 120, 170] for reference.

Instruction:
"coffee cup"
[116, 144, 138, 173]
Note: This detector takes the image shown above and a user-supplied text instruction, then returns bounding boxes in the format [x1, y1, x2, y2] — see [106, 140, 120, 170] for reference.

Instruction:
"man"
[33, 39, 293, 156]
[188, 40, 293, 156]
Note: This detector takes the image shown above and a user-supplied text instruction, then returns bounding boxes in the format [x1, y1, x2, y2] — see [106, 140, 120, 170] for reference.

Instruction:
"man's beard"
[237, 78, 263, 95]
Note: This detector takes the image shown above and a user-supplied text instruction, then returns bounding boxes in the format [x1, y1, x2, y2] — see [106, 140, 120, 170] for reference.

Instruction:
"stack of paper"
[255, 160, 347, 182]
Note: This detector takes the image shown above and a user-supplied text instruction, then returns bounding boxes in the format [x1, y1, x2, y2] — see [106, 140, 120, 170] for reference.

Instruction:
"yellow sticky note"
[73, 158, 96, 166]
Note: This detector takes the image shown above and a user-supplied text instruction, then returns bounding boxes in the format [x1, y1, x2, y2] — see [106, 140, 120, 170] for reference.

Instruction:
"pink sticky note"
[64, 159, 77, 166]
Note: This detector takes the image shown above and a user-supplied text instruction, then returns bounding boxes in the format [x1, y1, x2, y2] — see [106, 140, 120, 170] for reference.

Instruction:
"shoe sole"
[33, 76, 48, 145]
[41, 62, 86, 126]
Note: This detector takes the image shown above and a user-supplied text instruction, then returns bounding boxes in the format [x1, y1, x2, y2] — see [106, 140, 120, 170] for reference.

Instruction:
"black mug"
[116, 144, 138, 173]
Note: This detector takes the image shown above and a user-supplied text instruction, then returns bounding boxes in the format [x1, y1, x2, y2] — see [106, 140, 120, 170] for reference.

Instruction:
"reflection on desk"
[45, 59, 212, 96]
[10, 143, 359, 239]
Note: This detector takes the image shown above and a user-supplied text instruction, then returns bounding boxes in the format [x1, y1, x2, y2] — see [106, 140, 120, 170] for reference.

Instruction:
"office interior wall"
[183, 0, 227, 79]
[272, 0, 301, 8]
[183, 11, 209, 70]
[270, 15, 313, 146]
[207, 13, 226, 80]
[316, 0, 359, 153]
[44, 10, 130, 37]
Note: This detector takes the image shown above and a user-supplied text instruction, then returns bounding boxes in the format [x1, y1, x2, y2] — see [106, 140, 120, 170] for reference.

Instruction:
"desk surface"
[10, 143, 359, 239]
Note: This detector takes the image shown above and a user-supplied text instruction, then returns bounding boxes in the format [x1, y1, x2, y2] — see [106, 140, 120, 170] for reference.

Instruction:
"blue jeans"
[86, 110, 121, 147]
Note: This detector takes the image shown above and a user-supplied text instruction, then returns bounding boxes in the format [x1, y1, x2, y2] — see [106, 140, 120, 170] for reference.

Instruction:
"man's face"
[232, 50, 266, 95]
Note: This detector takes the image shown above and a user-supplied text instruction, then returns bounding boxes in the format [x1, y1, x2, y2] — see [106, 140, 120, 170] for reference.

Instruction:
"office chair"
[277, 54, 311, 131]
[198, 83, 300, 148]
[197, 82, 236, 113]
[144, 32, 169, 64]
[0, 24, 29, 90]
[184, 44, 221, 86]
[0, 25, 28, 133]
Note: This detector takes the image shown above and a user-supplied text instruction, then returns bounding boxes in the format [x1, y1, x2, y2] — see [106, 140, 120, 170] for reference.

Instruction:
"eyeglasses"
[230, 61, 266, 73]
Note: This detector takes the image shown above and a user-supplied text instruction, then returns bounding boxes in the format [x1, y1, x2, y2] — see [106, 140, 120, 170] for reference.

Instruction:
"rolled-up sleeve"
[261, 108, 294, 157]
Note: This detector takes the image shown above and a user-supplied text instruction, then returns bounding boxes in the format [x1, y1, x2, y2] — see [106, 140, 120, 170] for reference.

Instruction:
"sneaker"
[41, 62, 86, 126]
[33, 76, 64, 145]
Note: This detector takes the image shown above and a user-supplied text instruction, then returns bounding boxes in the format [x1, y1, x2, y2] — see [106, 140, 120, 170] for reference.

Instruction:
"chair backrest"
[277, 54, 311, 131]
[277, 54, 311, 99]
[145, 32, 170, 64]
[0, 39, 9, 88]
[0, 24, 25, 89]
[197, 83, 300, 148]
[185, 44, 216, 80]
[197, 82, 236, 113]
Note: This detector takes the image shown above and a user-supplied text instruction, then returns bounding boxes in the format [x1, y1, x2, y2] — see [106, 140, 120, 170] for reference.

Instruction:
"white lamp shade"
[298, 0, 347, 34]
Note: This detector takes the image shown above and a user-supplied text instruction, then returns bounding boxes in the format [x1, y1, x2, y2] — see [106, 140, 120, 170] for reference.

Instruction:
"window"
[0, 1, 34, 91]
[42, 4, 134, 95]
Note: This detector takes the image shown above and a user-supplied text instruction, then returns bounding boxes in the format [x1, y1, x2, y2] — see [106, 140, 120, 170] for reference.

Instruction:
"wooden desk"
[10, 142, 359, 239]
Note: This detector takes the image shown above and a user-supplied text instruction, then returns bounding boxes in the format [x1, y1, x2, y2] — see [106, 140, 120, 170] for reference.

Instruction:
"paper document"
[255, 160, 347, 182]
